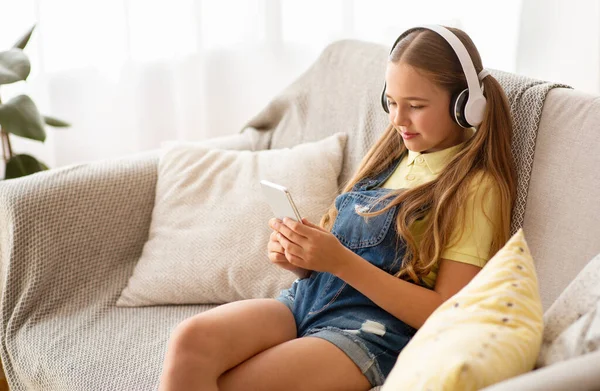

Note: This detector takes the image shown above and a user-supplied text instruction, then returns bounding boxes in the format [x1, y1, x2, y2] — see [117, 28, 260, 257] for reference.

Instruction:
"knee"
[166, 317, 221, 365]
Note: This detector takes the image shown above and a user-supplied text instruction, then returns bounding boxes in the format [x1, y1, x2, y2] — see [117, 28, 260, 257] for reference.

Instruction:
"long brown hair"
[319, 27, 517, 285]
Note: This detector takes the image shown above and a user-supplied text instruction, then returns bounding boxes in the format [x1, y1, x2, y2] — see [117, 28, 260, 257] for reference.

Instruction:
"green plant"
[0, 25, 70, 180]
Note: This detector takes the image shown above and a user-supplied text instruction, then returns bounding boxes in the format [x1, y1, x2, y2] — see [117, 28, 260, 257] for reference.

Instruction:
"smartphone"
[260, 180, 303, 223]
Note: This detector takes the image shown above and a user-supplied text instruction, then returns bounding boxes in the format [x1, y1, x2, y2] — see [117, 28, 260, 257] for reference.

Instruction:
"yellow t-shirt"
[380, 133, 501, 289]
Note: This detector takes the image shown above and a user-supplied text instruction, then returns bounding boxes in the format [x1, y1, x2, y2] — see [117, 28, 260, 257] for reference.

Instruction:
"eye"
[387, 99, 396, 107]
[410, 105, 424, 110]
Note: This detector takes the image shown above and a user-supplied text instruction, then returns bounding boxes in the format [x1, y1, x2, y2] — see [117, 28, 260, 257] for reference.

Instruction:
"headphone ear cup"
[450, 89, 471, 128]
[381, 82, 390, 113]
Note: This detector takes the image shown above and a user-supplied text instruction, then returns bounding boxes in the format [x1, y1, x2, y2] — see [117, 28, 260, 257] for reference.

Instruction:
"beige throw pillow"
[160, 127, 271, 152]
[117, 132, 347, 306]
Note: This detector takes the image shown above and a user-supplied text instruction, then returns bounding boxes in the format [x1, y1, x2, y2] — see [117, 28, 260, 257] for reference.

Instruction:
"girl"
[158, 25, 516, 391]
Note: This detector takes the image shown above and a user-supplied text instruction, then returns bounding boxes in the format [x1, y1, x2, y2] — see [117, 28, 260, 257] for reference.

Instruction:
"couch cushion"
[480, 349, 600, 391]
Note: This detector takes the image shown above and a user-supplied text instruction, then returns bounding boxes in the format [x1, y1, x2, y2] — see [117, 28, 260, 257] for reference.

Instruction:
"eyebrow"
[385, 94, 429, 102]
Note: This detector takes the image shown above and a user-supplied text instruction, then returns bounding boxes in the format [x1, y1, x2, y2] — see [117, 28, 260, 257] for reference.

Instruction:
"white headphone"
[381, 24, 488, 128]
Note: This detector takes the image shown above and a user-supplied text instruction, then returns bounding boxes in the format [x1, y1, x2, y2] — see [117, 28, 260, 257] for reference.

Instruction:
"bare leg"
[218, 336, 373, 391]
[158, 298, 296, 391]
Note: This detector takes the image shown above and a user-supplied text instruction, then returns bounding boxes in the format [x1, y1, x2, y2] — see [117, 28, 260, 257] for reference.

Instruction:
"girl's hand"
[270, 217, 349, 275]
[267, 225, 311, 279]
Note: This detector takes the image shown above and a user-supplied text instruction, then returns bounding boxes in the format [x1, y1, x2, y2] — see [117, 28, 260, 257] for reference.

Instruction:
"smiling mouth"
[395, 126, 418, 136]
[400, 132, 420, 140]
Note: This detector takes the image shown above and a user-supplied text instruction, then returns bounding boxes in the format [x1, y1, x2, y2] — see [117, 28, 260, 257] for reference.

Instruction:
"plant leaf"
[0, 95, 46, 141]
[44, 115, 70, 127]
[13, 25, 36, 50]
[0, 49, 31, 84]
[4, 153, 47, 179]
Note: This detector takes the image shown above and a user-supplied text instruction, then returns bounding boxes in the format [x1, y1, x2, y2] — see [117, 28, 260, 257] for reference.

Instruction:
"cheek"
[414, 108, 450, 138]
[413, 110, 437, 130]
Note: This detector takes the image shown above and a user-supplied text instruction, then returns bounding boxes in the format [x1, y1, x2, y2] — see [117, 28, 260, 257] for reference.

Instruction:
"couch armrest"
[480, 350, 600, 391]
[0, 151, 159, 323]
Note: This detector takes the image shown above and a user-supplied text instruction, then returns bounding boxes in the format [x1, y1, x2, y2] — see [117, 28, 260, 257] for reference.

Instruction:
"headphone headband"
[382, 24, 487, 128]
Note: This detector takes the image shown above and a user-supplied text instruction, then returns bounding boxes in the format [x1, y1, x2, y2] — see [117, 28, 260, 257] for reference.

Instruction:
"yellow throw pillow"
[382, 229, 543, 391]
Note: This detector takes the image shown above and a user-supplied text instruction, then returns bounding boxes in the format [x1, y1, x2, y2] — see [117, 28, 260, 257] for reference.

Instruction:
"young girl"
[158, 25, 516, 391]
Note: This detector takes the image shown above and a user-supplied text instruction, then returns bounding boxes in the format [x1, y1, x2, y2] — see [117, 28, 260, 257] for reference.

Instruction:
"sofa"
[1, 39, 599, 390]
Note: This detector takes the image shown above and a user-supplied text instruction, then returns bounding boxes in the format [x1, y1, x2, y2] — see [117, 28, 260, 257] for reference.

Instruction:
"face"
[384, 62, 466, 153]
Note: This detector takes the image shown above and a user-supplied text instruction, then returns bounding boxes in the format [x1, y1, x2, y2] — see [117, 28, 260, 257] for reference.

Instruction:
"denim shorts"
[275, 159, 418, 387]
[276, 274, 416, 387]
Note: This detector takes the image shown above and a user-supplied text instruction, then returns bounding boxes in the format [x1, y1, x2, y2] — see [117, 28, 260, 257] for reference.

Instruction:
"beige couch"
[1, 40, 599, 390]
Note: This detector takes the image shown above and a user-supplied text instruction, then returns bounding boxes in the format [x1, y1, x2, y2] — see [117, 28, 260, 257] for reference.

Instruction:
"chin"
[403, 141, 427, 153]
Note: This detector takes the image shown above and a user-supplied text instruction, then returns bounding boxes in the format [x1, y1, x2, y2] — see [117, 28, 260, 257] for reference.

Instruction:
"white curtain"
[516, 0, 600, 94]
[0, 0, 529, 172]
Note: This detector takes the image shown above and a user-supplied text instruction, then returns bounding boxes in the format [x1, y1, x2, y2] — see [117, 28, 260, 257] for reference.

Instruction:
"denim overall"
[276, 153, 419, 387]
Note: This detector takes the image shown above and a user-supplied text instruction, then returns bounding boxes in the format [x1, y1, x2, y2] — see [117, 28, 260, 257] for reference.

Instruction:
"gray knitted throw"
[488, 70, 572, 234]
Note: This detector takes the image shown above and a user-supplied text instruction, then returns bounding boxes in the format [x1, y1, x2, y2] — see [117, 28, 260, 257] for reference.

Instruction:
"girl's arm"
[335, 249, 481, 329]
[344, 173, 498, 328]
[273, 217, 481, 329]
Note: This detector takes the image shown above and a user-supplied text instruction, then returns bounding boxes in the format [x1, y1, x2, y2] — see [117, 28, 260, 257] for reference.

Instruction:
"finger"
[270, 231, 287, 252]
[277, 232, 303, 258]
[267, 238, 285, 254]
[281, 218, 310, 240]
[301, 218, 326, 232]
[277, 221, 307, 245]
[270, 232, 287, 252]
[269, 218, 282, 230]
[269, 230, 279, 242]
[269, 251, 288, 264]
[284, 251, 303, 266]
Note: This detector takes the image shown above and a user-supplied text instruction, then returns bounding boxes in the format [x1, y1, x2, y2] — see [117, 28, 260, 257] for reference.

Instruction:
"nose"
[390, 106, 409, 127]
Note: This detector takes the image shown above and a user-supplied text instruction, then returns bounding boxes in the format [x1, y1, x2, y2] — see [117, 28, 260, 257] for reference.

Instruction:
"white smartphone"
[260, 180, 304, 223]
